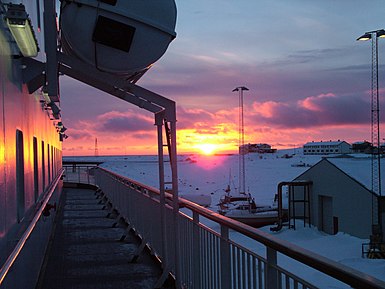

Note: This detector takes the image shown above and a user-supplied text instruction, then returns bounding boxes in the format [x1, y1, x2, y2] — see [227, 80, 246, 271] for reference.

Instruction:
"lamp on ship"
[47, 102, 60, 119]
[5, 3, 39, 57]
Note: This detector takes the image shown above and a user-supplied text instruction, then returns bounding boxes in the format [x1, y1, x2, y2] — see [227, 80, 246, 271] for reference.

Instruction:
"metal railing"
[0, 169, 63, 285]
[362, 242, 385, 258]
[94, 167, 385, 289]
[63, 164, 97, 184]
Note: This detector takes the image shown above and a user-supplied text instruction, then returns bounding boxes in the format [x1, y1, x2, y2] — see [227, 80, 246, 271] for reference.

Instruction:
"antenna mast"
[94, 137, 99, 157]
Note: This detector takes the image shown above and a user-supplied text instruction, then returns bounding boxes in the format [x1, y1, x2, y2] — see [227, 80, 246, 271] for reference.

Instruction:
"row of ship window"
[16, 129, 62, 223]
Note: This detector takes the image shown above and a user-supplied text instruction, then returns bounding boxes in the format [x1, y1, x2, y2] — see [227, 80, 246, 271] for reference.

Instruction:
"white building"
[292, 157, 385, 239]
[303, 141, 351, 155]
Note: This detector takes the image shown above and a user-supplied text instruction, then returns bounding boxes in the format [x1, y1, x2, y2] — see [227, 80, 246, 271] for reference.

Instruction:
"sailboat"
[217, 87, 278, 228]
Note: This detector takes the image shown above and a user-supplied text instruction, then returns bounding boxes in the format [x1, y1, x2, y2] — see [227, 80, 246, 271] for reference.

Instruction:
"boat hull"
[224, 211, 278, 228]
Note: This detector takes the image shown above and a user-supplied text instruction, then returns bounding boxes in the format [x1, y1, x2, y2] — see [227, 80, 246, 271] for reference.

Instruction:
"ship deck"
[36, 184, 172, 289]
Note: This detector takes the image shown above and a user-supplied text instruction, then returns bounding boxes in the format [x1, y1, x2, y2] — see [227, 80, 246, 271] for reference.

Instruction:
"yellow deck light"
[6, 4, 39, 57]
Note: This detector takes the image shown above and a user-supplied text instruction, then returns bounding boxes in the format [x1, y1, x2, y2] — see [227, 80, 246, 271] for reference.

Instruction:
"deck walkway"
[36, 184, 170, 289]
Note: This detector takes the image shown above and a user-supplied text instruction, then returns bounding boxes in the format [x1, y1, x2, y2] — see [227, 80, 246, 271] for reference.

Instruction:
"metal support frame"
[43, 0, 59, 102]
[58, 54, 181, 286]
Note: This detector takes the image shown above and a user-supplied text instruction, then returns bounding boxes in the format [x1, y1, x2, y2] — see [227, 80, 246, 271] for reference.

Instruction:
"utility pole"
[357, 29, 385, 242]
[232, 86, 249, 194]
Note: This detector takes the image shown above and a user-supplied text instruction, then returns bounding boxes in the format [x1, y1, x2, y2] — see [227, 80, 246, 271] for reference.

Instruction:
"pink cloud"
[299, 93, 336, 111]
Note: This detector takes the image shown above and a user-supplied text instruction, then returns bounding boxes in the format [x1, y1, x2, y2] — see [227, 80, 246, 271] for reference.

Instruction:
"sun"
[196, 143, 217, 155]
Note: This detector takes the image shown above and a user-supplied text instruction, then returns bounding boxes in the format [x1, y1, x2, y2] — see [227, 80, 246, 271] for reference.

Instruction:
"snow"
[64, 151, 385, 288]
[327, 156, 385, 193]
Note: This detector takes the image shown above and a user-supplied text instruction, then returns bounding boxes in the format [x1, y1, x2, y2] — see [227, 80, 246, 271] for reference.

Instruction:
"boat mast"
[232, 86, 249, 195]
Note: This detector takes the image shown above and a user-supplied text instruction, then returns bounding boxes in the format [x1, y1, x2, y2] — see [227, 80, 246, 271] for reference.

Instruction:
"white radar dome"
[60, 0, 177, 78]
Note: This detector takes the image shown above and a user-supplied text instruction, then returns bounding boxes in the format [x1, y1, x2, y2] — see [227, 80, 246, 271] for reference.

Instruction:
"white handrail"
[0, 169, 63, 285]
[95, 167, 385, 289]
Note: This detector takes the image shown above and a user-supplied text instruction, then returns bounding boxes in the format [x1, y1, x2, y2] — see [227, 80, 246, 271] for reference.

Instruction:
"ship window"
[51, 146, 55, 179]
[47, 144, 51, 183]
[41, 141, 45, 191]
[33, 137, 38, 202]
[16, 130, 25, 222]
[92, 15, 135, 52]
[36, 0, 41, 31]
[100, 0, 117, 5]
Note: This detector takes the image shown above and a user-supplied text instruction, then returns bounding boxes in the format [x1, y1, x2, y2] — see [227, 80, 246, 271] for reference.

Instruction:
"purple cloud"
[96, 111, 154, 133]
[249, 92, 372, 128]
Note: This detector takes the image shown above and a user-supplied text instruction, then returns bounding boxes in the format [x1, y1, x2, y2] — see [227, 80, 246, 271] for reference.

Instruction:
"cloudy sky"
[60, 0, 385, 156]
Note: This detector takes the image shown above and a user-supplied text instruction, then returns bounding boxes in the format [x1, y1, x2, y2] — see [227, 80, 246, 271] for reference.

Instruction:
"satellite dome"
[60, 0, 177, 78]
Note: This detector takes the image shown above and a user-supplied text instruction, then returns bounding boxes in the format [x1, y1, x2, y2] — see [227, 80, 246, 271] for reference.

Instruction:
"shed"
[292, 157, 385, 239]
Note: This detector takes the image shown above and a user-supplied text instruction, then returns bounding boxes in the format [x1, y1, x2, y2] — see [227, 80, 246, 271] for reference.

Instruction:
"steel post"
[156, 112, 168, 265]
[193, 211, 201, 288]
[266, 247, 278, 289]
[170, 119, 181, 288]
[220, 225, 231, 289]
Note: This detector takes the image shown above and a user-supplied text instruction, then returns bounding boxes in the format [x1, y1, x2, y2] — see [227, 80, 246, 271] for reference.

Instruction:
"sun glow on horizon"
[195, 143, 219, 155]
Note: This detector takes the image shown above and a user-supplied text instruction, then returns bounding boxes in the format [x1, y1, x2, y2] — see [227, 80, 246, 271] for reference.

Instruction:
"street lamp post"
[232, 86, 249, 194]
[357, 29, 385, 242]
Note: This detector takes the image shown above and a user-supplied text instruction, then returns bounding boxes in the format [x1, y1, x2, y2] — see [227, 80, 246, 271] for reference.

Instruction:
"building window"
[16, 130, 25, 222]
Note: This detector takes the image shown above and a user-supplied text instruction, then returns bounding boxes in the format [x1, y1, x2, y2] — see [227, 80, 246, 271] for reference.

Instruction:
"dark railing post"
[193, 211, 201, 288]
[220, 225, 231, 289]
[266, 247, 278, 289]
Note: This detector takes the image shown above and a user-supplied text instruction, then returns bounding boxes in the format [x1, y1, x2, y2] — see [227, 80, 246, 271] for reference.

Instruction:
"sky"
[60, 0, 385, 156]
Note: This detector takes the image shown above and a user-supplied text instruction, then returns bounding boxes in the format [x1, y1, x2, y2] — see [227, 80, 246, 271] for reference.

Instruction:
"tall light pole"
[232, 86, 249, 194]
[357, 29, 385, 240]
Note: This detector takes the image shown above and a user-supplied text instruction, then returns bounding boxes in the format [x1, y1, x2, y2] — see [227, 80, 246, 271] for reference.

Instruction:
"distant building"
[352, 141, 372, 154]
[291, 158, 385, 239]
[240, 143, 277, 154]
[303, 140, 351, 155]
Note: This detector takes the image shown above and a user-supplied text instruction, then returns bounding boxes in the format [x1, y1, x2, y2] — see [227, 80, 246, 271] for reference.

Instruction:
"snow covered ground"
[64, 151, 385, 288]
